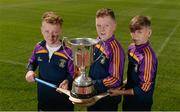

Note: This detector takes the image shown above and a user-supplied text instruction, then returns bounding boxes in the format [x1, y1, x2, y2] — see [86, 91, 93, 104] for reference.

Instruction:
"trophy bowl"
[64, 37, 99, 99]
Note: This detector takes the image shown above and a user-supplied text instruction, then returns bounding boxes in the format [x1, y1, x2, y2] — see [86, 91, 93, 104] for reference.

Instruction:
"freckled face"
[41, 21, 61, 46]
[96, 16, 116, 41]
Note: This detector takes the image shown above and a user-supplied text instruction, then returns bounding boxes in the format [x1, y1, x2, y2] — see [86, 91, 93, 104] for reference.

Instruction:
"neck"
[134, 40, 148, 46]
[47, 41, 61, 47]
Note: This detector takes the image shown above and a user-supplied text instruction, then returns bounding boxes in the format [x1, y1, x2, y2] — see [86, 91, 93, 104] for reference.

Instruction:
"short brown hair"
[42, 11, 63, 26]
[96, 8, 115, 20]
[129, 15, 151, 32]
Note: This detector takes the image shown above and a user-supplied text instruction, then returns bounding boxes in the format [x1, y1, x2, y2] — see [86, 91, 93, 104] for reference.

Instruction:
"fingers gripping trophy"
[56, 37, 108, 106]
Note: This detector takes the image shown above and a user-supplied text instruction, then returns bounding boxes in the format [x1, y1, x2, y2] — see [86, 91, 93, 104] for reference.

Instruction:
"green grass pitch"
[0, 0, 180, 111]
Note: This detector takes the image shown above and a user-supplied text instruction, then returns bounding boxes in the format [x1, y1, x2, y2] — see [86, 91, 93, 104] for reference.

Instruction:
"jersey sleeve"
[133, 47, 157, 95]
[27, 44, 39, 71]
[102, 41, 125, 88]
[66, 49, 74, 83]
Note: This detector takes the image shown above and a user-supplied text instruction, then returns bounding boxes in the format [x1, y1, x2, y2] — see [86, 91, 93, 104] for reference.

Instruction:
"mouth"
[132, 37, 138, 41]
[132, 38, 136, 41]
[101, 33, 106, 36]
[100, 33, 106, 39]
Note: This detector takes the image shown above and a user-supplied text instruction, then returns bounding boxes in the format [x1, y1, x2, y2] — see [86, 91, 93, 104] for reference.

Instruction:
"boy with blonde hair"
[88, 8, 125, 111]
[25, 11, 74, 111]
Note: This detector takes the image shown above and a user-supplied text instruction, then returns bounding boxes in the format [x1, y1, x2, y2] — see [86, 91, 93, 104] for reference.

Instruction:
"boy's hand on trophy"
[59, 79, 69, 90]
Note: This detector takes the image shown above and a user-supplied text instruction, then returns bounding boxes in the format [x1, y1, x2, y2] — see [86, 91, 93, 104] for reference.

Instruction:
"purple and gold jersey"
[90, 35, 125, 93]
[125, 42, 158, 105]
[27, 40, 74, 105]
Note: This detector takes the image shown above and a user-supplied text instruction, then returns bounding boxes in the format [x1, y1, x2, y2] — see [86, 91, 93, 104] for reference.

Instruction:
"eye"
[97, 24, 101, 27]
[106, 25, 109, 27]
[44, 30, 49, 34]
[54, 31, 59, 35]
[137, 30, 142, 34]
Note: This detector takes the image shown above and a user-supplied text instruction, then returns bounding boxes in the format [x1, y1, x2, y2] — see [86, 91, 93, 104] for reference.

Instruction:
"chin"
[47, 41, 54, 45]
[100, 36, 108, 41]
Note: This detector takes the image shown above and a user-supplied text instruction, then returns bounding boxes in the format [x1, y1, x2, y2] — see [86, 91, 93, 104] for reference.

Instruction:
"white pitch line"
[157, 22, 180, 57]
[0, 59, 26, 67]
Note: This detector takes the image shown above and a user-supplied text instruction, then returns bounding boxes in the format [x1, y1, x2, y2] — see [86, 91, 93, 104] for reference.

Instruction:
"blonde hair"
[42, 11, 63, 26]
[96, 8, 115, 20]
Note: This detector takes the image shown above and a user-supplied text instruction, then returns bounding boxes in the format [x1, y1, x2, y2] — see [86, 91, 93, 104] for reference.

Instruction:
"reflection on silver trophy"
[63, 37, 101, 99]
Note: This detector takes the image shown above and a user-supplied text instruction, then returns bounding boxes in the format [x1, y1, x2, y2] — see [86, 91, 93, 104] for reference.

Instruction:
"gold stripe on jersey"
[95, 44, 108, 58]
[54, 52, 68, 59]
[141, 47, 152, 92]
[103, 40, 120, 87]
[36, 50, 48, 54]
[129, 52, 140, 63]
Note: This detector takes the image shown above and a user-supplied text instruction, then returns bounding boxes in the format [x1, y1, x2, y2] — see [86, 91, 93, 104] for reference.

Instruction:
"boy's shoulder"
[36, 40, 45, 46]
[62, 45, 72, 55]
[128, 43, 143, 63]
[128, 43, 136, 51]
[33, 40, 46, 53]
[128, 42, 157, 63]
[142, 45, 157, 59]
[138, 44, 157, 63]
[108, 39, 125, 52]
[109, 37, 124, 47]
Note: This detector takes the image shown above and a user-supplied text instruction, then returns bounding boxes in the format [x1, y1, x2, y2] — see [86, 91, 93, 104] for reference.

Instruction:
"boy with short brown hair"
[109, 15, 158, 111]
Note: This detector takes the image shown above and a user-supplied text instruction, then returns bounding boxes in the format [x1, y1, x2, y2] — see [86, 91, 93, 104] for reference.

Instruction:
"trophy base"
[70, 90, 96, 99]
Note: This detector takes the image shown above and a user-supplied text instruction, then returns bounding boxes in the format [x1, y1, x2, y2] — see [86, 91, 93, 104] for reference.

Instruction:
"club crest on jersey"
[59, 59, 66, 68]
[100, 55, 106, 64]
[37, 57, 43, 62]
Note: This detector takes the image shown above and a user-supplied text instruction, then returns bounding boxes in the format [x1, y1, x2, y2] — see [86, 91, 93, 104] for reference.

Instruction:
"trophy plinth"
[70, 67, 96, 99]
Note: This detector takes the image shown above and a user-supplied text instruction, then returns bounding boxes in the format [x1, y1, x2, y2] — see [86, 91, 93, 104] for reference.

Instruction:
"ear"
[114, 21, 117, 27]
[113, 21, 117, 32]
[148, 29, 152, 37]
[60, 27, 62, 34]
[59, 30, 62, 38]
[41, 26, 43, 34]
[130, 32, 133, 37]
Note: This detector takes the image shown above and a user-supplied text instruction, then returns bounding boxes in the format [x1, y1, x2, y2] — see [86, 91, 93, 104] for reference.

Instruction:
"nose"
[48, 32, 56, 38]
[100, 26, 105, 33]
[102, 26, 106, 31]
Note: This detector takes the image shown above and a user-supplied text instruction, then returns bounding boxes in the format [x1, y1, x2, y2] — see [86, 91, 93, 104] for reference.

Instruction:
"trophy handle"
[62, 37, 73, 61]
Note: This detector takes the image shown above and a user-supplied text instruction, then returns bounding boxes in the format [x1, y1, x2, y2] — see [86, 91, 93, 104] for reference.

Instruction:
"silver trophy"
[63, 37, 100, 99]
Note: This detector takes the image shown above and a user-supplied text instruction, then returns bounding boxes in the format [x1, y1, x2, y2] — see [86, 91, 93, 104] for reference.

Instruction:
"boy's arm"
[109, 48, 157, 96]
[103, 46, 125, 88]
[27, 46, 38, 72]
[108, 79, 133, 96]
[66, 49, 74, 83]
[93, 47, 125, 92]
[27, 61, 38, 71]
[25, 46, 39, 82]
[108, 88, 134, 96]
[133, 48, 157, 96]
